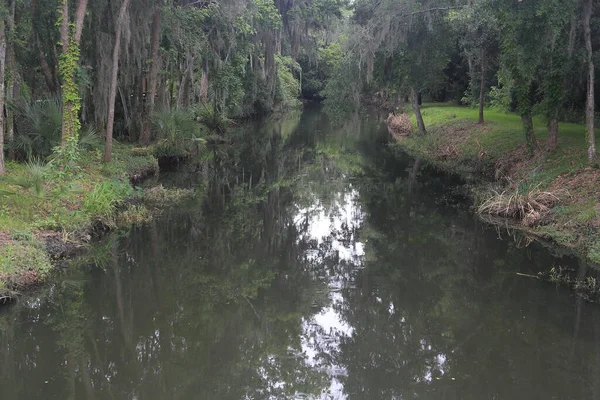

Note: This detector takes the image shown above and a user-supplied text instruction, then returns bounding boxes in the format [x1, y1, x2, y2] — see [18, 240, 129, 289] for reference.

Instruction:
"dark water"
[2, 107, 600, 400]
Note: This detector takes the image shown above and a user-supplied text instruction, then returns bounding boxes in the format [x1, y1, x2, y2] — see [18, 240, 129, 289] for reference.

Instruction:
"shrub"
[151, 108, 207, 158]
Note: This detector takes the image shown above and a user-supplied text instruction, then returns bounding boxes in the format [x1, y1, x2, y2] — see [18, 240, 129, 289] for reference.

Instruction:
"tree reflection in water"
[2, 106, 600, 400]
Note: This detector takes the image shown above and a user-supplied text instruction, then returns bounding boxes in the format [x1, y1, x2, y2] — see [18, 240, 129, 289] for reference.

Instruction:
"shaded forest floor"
[390, 104, 600, 265]
[0, 145, 195, 300]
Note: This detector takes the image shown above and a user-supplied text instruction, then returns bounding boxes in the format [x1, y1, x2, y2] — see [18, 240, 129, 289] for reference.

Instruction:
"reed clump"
[478, 186, 568, 227]
[386, 113, 413, 139]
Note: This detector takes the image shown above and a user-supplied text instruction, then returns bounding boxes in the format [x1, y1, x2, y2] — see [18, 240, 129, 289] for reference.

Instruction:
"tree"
[58, 0, 89, 145]
[139, 1, 162, 146]
[0, 14, 6, 176]
[105, 0, 132, 162]
[583, 0, 596, 162]
[6, 0, 15, 160]
[450, 1, 499, 124]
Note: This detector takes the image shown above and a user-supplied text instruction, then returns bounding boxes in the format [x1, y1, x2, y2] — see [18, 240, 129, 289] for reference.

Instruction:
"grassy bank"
[0, 144, 196, 300]
[390, 103, 600, 264]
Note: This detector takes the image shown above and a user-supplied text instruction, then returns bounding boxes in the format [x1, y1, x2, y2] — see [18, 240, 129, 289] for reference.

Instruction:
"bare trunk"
[200, 60, 208, 104]
[59, 0, 69, 53]
[410, 87, 426, 135]
[140, 3, 162, 146]
[547, 116, 559, 151]
[36, 34, 56, 92]
[521, 112, 537, 155]
[179, 57, 193, 109]
[0, 19, 5, 176]
[7, 0, 15, 160]
[105, 0, 131, 162]
[74, 0, 89, 44]
[478, 48, 485, 124]
[584, 0, 596, 162]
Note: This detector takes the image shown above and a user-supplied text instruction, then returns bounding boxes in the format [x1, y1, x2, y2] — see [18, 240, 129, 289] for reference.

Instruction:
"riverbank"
[0, 144, 195, 300]
[389, 104, 600, 265]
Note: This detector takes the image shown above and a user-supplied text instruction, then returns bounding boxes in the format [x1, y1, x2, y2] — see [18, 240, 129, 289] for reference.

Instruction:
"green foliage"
[151, 108, 207, 158]
[194, 105, 231, 134]
[142, 185, 196, 206]
[588, 241, 600, 264]
[275, 56, 302, 110]
[83, 179, 135, 219]
[11, 97, 62, 159]
[0, 241, 53, 286]
[7, 158, 50, 198]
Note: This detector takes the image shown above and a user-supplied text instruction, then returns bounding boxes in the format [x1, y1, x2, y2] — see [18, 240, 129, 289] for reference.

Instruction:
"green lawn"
[406, 103, 598, 187]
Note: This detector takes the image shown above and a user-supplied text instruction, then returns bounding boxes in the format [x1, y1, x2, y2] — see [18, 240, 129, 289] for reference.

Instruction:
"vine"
[57, 1, 82, 143]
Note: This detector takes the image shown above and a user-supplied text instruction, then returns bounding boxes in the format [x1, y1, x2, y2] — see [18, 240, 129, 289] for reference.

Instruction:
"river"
[1, 106, 600, 399]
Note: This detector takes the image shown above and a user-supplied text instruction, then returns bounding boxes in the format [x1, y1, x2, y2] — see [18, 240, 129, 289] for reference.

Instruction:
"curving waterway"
[1, 106, 600, 399]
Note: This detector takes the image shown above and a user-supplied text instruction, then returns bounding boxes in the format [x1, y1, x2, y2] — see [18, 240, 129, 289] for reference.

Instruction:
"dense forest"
[0, 0, 598, 174]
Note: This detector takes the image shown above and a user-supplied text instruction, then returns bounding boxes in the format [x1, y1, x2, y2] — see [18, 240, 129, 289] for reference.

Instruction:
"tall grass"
[83, 179, 134, 220]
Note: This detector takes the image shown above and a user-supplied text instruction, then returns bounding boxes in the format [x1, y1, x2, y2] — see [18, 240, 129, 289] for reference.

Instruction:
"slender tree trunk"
[105, 0, 131, 162]
[410, 87, 427, 135]
[548, 112, 559, 151]
[179, 56, 193, 109]
[478, 48, 485, 124]
[521, 112, 536, 155]
[36, 34, 56, 93]
[583, 0, 596, 162]
[74, 0, 88, 44]
[6, 0, 15, 160]
[140, 2, 162, 146]
[0, 18, 6, 176]
[31, 0, 57, 93]
[200, 60, 209, 104]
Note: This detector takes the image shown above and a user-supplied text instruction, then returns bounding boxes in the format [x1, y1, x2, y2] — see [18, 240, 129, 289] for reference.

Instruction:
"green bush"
[151, 108, 207, 158]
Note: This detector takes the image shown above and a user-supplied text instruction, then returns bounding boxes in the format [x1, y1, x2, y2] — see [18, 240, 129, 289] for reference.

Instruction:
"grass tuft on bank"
[392, 103, 600, 263]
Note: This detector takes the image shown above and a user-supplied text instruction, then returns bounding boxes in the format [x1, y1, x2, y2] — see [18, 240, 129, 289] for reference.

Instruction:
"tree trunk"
[36, 34, 56, 93]
[547, 115, 559, 151]
[31, 0, 57, 93]
[6, 0, 15, 160]
[200, 60, 209, 104]
[583, 0, 596, 162]
[74, 0, 89, 44]
[0, 18, 6, 176]
[410, 87, 427, 135]
[521, 112, 536, 155]
[59, 0, 88, 145]
[59, 0, 74, 145]
[105, 0, 131, 162]
[478, 48, 485, 124]
[140, 3, 162, 146]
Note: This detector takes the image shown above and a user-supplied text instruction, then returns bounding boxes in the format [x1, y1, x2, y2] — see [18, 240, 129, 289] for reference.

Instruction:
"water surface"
[2, 107, 600, 399]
